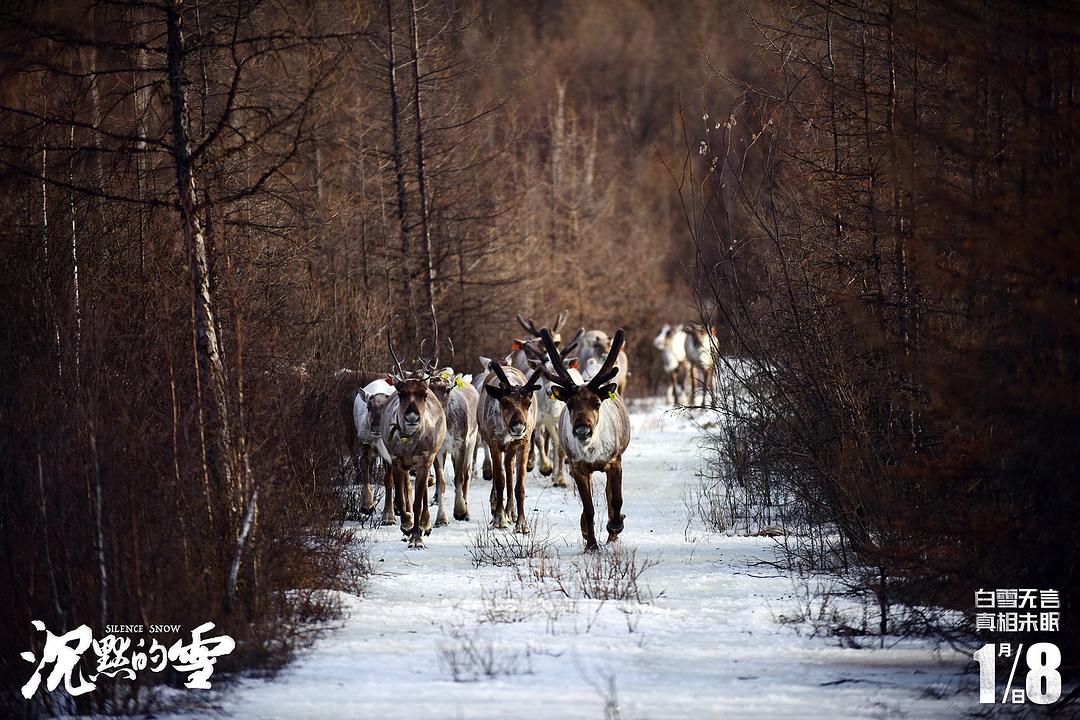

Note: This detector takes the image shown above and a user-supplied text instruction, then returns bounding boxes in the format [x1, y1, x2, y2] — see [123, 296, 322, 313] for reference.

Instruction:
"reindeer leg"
[526, 430, 537, 472]
[420, 465, 433, 536]
[503, 450, 517, 524]
[489, 445, 508, 528]
[537, 426, 553, 476]
[359, 445, 376, 515]
[514, 447, 529, 534]
[454, 440, 471, 521]
[482, 443, 492, 481]
[435, 453, 450, 527]
[604, 458, 625, 543]
[571, 463, 598, 552]
[409, 465, 429, 548]
[398, 464, 414, 537]
[552, 431, 567, 488]
[380, 459, 396, 526]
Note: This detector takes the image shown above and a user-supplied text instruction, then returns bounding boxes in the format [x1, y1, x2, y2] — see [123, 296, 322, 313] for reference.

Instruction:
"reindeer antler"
[387, 321, 406, 379]
[540, 328, 577, 388]
[561, 328, 585, 358]
[586, 328, 625, 391]
[523, 364, 545, 392]
[487, 360, 513, 389]
[515, 313, 539, 337]
[429, 304, 440, 371]
[552, 310, 568, 333]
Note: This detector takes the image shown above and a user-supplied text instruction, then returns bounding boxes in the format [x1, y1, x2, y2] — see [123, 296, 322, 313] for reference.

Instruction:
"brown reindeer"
[477, 360, 544, 533]
[540, 328, 631, 552]
[378, 325, 447, 549]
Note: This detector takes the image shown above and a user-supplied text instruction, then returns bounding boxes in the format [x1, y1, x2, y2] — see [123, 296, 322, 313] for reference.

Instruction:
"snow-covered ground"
[201, 400, 973, 719]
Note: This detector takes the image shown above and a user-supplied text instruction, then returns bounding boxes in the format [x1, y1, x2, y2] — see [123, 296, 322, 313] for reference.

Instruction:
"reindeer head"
[589, 330, 613, 355]
[427, 367, 458, 404]
[484, 362, 544, 441]
[392, 377, 433, 435]
[358, 385, 393, 438]
[540, 327, 625, 442]
[385, 309, 447, 436]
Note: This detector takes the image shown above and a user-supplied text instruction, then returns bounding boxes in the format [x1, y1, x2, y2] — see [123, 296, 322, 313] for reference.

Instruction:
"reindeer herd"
[348, 312, 631, 551]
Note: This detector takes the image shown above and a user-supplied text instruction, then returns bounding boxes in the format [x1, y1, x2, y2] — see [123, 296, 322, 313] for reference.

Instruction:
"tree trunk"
[408, 0, 436, 328]
[385, 0, 416, 344]
[165, 0, 235, 536]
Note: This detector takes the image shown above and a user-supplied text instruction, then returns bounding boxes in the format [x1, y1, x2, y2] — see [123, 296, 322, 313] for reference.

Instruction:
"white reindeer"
[578, 329, 629, 396]
[653, 324, 688, 403]
[684, 323, 716, 404]
[352, 378, 396, 523]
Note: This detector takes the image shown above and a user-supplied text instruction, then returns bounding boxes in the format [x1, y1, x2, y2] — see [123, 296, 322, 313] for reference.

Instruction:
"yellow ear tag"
[454, 376, 464, 388]
[440, 372, 450, 380]
[608, 390, 618, 401]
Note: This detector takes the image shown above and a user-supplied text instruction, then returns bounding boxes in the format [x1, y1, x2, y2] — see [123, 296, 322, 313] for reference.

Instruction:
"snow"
[179, 399, 973, 719]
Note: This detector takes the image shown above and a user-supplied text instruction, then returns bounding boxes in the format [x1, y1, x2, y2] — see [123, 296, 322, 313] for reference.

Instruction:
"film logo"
[20, 620, 235, 700]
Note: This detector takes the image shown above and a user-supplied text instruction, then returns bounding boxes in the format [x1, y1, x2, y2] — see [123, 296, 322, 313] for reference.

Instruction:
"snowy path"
[209, 401, 971, 719]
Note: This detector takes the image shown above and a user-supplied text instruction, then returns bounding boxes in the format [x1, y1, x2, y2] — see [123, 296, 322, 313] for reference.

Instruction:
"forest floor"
[183, 399, 974, 719]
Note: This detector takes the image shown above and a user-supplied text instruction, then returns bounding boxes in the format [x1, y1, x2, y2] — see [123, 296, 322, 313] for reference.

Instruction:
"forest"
[0, 0, 1076, 716]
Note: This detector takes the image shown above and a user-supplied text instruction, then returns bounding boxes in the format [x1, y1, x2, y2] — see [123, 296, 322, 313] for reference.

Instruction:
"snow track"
[205, 400, 970, 719]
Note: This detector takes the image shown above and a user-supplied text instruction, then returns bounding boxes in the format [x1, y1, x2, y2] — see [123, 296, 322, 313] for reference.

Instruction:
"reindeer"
[428, 368, 479, 524]
[684, 323, 716, 404]
[329, 368, 389, 486]
[379, 325, 447, 549]
[653, 324, 689, 403]
[472, 353, 510, 481]
[511, 311, 569, 472]
[578, 329, 629, 397]
[530, 335, 585, 488]
[477, 360, 545, 533]
[352, 377, 396, 523]
[540, 327, 631, 552]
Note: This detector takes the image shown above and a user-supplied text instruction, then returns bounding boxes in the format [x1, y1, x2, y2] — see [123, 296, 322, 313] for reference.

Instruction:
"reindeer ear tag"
[454, 376, 464, 388]
[608, 390, 618, 401]
[511, 340, 523, 351]
[550, 387, 561, 401]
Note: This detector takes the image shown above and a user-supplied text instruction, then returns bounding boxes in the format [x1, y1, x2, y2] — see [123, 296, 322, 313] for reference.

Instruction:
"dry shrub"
[465, 515, 556, 567]
[511, 544, 660, 606]
[437, 624, 534, 682]
[568, 546, 660, 604]
[478, 582, 538, 625]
